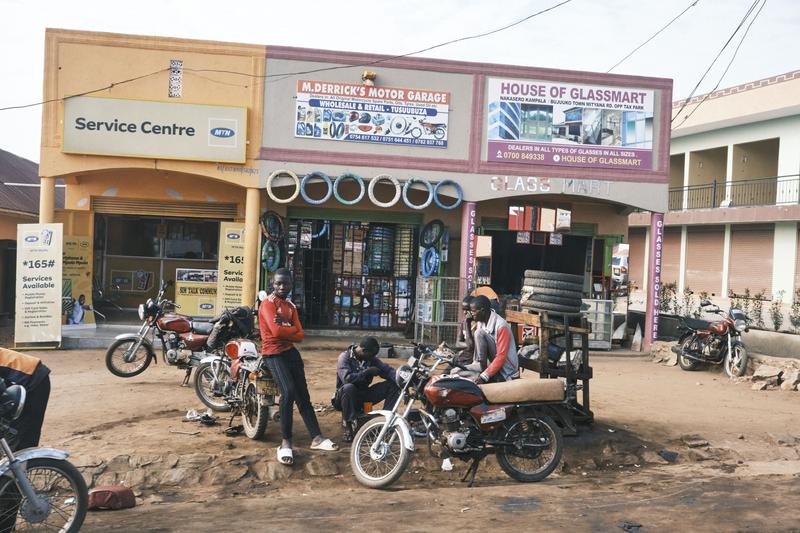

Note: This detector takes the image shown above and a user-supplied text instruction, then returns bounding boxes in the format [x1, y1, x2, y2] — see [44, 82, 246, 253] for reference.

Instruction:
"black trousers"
[10, 375, 50, 451]
[336, 380, 401, 423]
[263, 348, 321, 441]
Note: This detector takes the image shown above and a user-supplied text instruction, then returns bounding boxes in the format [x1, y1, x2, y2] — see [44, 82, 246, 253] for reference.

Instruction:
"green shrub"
[769, 290, 784, 332]
[752, 290, 766, 329]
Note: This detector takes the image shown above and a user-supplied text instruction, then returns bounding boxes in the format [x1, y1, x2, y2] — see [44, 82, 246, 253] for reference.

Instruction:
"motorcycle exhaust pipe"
[674, 347, 705, 363]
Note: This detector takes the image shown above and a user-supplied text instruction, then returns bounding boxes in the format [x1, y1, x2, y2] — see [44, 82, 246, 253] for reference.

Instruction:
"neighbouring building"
[628, 70, 800, 313]
[0, 148, 64, 317]
[39, 29, 672, 338]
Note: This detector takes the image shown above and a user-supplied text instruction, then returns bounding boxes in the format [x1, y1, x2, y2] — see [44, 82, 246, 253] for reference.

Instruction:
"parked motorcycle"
[105, 280, 217, 384]
[216, 338, 279, 439]
[193, 303, 261, 412]
[350, 344, 564, 489]
[672, 299, 750, 377]
[0, 382, 87, 532]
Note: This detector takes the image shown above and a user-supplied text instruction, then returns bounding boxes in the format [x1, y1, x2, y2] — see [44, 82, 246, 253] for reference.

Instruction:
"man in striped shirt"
[259, 268, 337, 465]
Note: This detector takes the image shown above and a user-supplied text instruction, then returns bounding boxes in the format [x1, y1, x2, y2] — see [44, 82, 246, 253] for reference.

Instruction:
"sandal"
[277, 447, 294, 466]
[310, 438, 339, 451]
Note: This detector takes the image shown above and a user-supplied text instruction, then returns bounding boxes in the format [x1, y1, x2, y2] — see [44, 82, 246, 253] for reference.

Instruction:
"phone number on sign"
[498, 151, 545, 161]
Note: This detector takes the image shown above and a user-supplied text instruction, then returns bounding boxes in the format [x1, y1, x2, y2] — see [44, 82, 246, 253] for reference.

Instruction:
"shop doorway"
[280, 219, 418, 331]
[485, 230, 590, 295]
[94, 214, 222, 311]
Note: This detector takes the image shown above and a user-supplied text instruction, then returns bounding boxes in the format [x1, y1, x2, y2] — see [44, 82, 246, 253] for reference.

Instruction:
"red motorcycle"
[105, 280, 216, 384]
[349, 344, 564, 489]
[672, 299, 750, 378]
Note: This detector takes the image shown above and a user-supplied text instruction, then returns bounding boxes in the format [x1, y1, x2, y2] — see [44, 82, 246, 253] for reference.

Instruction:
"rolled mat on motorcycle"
[349, 344, 565, 489]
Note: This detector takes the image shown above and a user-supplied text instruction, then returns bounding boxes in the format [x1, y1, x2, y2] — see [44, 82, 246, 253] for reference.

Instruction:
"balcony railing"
[668, 174, 800, 210]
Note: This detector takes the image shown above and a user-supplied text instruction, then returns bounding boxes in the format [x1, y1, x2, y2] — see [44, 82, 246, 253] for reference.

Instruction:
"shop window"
[106, 217, 160, 257]
[165, 220, 219, 260]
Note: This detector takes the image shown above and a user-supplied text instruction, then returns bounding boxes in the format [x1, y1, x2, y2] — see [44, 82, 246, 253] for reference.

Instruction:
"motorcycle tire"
[724, 341, 748, 378]
[0, 457, 88, 533]
[528, 286, 584, 300]
[350, 416, 412, 489]
[496, 415, 562, 483]
[528, 293, 583, 307]
[105, 338, 154, 378]
[523, 278, 584, 293]
[242, 381, 269, 440]
[524, 300, 582, 315]
[420, 219, 445, 247]
[524, 270, 585, 285]
[193, 362, 232, 412]
[677, 334, 701, 371]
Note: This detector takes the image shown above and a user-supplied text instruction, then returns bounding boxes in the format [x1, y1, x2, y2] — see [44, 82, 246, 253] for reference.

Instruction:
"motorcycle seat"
[479, 378, 564, 403]
[682, 317, 711, 330]
[192, 322, 214, 335]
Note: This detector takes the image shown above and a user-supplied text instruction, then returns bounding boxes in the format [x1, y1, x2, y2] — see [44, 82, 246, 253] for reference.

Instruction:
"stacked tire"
[520, 270, 584, 315]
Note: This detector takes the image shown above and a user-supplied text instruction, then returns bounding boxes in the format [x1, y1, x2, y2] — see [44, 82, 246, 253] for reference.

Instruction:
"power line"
[0, 0, 574, 112]
[672, 0, 767, 129]
[671, 0, 761, 123]
[607, 0, 700, 73]
[0, 68, 169, 112]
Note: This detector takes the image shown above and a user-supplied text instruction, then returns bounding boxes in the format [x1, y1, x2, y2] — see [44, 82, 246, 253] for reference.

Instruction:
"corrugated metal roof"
[0, 148, 64, 215]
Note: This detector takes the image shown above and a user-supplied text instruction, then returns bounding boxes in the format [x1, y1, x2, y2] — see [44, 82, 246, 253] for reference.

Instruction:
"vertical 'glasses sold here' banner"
[15, 223, 63, 349]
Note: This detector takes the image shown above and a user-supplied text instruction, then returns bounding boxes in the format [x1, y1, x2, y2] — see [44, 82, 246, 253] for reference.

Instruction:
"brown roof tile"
[0, 148, 64, 215]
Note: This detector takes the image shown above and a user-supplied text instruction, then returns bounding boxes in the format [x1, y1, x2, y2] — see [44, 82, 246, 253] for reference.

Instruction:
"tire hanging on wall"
[402, 178, 433, 210]
[367, 174, 402, 208]
[333, 173, 366, 205]
[259, 211, 285, 242]
[420, 219, 445, 248]
[266, 169, 300, 204]
[432, 180, 463, 210]
[300, 171, 333, 205]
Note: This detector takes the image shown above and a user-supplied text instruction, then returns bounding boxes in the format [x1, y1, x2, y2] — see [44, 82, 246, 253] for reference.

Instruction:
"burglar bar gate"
[414, 276, 471, 346]
[287, 220, 418, 331]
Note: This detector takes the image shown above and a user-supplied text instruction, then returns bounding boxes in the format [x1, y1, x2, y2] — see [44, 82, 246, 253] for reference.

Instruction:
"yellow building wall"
[40, 29, 265, 188]
[0, 212, 37, 240]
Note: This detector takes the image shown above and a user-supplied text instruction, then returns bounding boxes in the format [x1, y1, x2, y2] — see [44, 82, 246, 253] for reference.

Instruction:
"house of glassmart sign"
[63, 96, 247, 163]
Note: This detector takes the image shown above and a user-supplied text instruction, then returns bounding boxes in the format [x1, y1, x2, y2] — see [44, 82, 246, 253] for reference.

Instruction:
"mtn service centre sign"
[63, 96, 247, 163]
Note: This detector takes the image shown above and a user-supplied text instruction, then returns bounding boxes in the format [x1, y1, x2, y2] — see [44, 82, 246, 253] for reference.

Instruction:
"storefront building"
[38, 29, 265, 315]
[258, 47, 671, 336]
[38, 29, 671, 339]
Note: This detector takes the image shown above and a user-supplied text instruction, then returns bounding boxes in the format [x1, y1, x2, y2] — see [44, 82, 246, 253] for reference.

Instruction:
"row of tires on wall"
[266, 169, 464, 210]
[520, 270, 586, 315]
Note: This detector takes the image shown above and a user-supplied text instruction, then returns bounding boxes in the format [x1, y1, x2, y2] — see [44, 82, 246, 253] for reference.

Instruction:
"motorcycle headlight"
[395, 364, 413, 388]
[734, 319, 747, 333]
[138, 304, 145, 321]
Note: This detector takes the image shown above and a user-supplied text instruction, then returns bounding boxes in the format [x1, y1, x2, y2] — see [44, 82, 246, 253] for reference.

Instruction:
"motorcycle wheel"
[410, 127, 422, 139]
[241, 381, 268, 440]
[677, 334, 701, 371]
[496, 415, 562, 483]
[350, 417, 411, 489]
[193, 362, 232, 412]
[0, 457, 88, 533]
[724, 342, 748, 378]
[105, 338, 153, 378]
[434, 127, 446, 140]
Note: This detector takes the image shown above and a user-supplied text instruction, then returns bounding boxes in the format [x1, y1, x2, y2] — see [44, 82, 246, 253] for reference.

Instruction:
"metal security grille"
[286, 219, 417, 330]
[414, 276, 468, 346]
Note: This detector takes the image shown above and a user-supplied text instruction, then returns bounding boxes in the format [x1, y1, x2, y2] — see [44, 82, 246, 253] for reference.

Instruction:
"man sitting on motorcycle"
[0, 348, 51, 451]
[466, 295, 520, 383]
[333, 336, 400, 442]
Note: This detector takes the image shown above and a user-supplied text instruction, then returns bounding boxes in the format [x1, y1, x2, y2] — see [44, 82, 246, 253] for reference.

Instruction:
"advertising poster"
[175, 268, 217, 317]
[216, 222, 245, 310]
[295, 80, 450, 148]
[62, 236, 95, 327]
[14, 223, 63, 348]
[487, 78, 654, 170]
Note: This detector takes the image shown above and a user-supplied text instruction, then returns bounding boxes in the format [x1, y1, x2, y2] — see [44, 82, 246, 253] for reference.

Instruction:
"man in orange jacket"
[259, 268, 337, 466]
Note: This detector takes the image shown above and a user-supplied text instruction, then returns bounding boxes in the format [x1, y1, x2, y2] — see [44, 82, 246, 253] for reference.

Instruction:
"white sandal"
[310, 438, 338, 451]
[277, 447, 294, 465]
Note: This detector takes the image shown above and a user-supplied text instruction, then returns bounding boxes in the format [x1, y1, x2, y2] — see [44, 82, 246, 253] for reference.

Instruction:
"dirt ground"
[27, 344, 800, 532]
